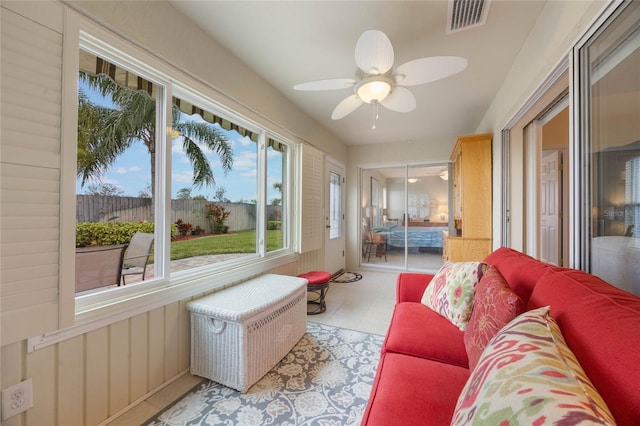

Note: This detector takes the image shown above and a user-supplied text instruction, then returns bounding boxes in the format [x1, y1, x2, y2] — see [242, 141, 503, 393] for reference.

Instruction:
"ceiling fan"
[294, 30, 468, 129]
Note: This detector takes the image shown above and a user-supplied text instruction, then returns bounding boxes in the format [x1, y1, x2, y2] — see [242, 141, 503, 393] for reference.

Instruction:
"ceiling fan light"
[356, 78, 392, 103]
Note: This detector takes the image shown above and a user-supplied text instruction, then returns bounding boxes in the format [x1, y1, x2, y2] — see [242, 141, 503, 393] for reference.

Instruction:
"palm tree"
[77, 73, 233, 196]
[272, 181, 283, 205]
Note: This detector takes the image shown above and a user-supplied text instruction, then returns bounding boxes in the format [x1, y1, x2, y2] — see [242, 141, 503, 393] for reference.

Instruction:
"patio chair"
[75, 244, 128, 293]
[121, 232, 154, 285]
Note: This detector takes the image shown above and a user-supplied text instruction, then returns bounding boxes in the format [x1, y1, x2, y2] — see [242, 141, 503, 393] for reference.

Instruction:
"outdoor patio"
[75, 253, 246, 296]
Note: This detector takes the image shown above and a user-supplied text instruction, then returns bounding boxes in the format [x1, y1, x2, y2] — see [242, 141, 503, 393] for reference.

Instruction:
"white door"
[324, 158, 345, 274]
[540, 150, 562, 265]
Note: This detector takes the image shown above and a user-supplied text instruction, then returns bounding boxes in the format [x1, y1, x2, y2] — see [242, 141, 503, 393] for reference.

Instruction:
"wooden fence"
[76, 195, 282, 232]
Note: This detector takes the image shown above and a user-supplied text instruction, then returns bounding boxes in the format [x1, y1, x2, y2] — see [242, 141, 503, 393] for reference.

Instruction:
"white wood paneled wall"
[2, 300, 192, 426]
[1, 0, 65, 346]
[1, 252, 320, 426]
[299, 144, 325, 253]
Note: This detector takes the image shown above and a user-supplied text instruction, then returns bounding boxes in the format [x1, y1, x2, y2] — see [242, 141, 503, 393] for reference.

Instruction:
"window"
[266, 138, 287, 252]
[75, 31, 294, 311]
[76, 48, 164, 292]
[170, 94, 259, 268]
[579, 1, 640, 295]
[328, 171, 341, 239]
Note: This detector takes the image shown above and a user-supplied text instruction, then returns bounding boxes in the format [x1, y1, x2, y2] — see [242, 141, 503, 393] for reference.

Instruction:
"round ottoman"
[297, 271, 331, 315]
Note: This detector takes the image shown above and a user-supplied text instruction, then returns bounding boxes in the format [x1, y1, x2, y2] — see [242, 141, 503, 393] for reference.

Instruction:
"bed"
[377, 223, 448, 249]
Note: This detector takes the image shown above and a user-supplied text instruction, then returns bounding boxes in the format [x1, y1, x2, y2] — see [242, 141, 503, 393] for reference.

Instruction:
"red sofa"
[361, 247, 640, 425]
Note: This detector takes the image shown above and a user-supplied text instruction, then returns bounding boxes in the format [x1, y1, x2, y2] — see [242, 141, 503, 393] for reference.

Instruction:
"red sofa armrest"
[397, 273, 434, 303]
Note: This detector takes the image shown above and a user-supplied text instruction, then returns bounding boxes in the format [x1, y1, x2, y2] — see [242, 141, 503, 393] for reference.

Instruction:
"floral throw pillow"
[463, 265, 525, 370]
[420, 261, 487, 331]
[451, 307, 616, 425]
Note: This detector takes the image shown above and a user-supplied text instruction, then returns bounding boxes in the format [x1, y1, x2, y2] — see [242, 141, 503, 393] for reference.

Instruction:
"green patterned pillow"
[451, 306, 616, 425]
[420, 261, 487, 331]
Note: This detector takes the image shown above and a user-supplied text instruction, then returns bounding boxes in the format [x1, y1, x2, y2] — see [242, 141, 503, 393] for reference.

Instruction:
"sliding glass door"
[579, 1, 640, 295]
[361, 164, 450, 271]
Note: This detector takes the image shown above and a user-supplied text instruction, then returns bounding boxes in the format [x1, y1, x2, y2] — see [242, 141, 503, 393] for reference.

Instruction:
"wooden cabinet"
[442, 230, 449, 261]
[445, 133, 492, 262]
[446, 238, 492, 262]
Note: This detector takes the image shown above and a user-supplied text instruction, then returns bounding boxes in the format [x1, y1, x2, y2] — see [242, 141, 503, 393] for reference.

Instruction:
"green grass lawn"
[170, 230, 284, 260]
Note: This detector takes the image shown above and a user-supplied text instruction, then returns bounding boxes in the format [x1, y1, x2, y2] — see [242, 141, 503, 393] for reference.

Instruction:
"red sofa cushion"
[383, 302, 468, 367]
[484, 246, 552, 304]
[361, 352, 470, 426]
[396, 272, 434, 303]
[528, 268, 640, 426]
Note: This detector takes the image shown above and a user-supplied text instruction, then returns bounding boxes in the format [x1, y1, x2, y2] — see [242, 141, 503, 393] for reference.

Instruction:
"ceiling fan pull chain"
[372, 100, 379, 130]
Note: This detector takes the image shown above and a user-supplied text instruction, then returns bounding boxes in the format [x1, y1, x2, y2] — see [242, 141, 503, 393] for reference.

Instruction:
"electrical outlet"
[2, 379, 33, 421]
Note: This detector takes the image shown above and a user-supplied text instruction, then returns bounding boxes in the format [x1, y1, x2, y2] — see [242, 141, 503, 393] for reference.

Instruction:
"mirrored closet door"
[361, 164, 451, 272]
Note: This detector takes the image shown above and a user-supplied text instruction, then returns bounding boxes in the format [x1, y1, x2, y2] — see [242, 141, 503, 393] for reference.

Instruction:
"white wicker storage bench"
[187, 274, 307, 392]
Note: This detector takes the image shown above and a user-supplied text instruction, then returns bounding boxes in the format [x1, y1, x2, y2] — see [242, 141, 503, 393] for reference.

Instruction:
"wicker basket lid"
[187, 274, 307, 321]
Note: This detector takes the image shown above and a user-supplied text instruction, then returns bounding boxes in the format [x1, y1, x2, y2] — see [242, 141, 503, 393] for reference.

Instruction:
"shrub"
[213, 223, 229, 234]
[267, 220, 282, 230]
[175, 219, 193, 236]
[205, 203, 231, 225]
[75, 221, 158, 247]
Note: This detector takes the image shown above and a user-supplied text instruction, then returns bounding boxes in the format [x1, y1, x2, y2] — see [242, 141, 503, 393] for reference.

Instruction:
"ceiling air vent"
[447, 0, 492, 34]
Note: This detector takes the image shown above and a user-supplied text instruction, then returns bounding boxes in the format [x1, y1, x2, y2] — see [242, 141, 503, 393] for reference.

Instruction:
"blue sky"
[77, 81, 283, 203]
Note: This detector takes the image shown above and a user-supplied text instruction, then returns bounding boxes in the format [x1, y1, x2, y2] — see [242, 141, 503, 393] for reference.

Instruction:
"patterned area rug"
[143, 322, 382, 425]
[330, 271, 363, 283]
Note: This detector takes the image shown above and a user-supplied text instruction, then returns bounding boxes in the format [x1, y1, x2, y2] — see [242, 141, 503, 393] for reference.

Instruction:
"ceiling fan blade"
[331, 95, 364, 120]
[394, 56, 468, 86]
[380, 87, 416, 113]
[355, 30, 394, 75]
[294, 78, 356, 91]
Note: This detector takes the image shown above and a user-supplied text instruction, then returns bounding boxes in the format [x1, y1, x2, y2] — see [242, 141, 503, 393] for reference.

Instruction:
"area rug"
[330, 271, 362, 283]
[143, 322, 383, 425]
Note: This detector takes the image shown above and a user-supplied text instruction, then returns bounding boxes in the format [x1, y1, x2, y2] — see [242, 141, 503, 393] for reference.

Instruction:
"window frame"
[264, 134, 292, 254]
[574, 0, 640, 283]
[64, 18, 299, 328]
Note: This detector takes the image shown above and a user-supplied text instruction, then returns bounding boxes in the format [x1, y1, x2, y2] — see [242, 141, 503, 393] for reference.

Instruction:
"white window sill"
[27, 251, 298, 352]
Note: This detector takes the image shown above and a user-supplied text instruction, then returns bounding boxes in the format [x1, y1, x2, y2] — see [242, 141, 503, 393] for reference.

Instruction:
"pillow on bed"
[420, 261, 487, 331]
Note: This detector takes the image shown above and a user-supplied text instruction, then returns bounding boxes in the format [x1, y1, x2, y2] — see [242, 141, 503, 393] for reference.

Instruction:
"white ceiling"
[170, 1, 547, 146]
